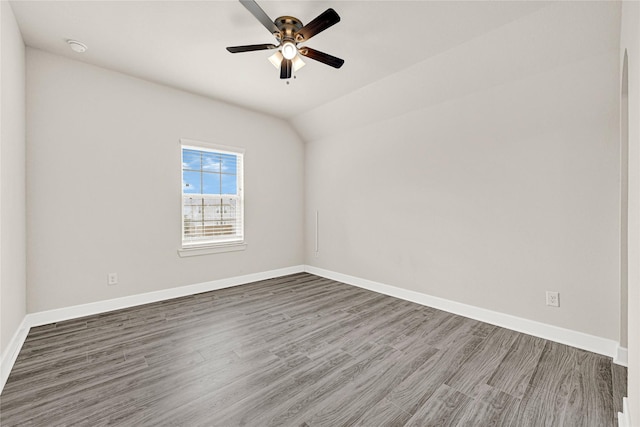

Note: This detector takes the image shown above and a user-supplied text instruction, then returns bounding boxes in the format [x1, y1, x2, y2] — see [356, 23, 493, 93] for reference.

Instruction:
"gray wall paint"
[0, 1, 27, 359]
[303, 2, 621, 341]
[26, 49, 304, 312]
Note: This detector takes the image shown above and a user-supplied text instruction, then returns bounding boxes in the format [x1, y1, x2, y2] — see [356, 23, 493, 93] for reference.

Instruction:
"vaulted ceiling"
[10, 1, 554, 118]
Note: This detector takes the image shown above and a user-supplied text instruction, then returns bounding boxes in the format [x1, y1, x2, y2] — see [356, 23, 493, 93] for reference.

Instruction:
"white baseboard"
[618, 397, 631, 427]
[27, 265, 305, 327]
[305, 266, 619, 359]
[0, 316, 30, 393]
[614, 346, 628, 367]
[0, 265, 304, 394]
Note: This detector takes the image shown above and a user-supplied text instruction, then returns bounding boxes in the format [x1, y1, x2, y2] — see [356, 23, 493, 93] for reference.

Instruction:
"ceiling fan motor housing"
[274, 16, 303, 44]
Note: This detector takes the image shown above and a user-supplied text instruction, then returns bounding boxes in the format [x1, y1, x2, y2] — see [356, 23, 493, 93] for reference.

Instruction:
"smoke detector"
[66, 40, 87, 53]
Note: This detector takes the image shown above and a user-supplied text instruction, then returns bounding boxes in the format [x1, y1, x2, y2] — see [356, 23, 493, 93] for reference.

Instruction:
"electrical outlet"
[546, 291, 559, 307]
[108, 273, 118, 286]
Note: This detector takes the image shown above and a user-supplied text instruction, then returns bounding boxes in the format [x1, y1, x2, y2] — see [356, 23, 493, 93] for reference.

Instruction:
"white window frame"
[178, 138, 246, 257]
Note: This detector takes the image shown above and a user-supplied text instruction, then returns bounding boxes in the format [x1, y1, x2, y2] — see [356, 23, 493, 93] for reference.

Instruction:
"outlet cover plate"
[546, 291, 559, 307]
[108, 273, 118, 286]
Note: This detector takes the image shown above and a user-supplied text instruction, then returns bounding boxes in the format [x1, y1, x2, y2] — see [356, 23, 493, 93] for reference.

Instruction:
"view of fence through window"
[181, 146, 243, 245]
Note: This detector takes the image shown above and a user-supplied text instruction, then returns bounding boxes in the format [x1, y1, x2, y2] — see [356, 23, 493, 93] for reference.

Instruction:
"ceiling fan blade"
[296, 8, 340, 42]
[226, 44, 278, 53]
[280, 59, 292, 79]
[298, 47, 344, 69]
[239, 0, 279, 35]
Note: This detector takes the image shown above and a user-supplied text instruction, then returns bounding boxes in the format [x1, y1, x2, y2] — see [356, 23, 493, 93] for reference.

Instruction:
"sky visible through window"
[182, 148, 238, 195]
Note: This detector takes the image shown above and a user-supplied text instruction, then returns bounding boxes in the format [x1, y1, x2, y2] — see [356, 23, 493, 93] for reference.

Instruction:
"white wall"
[620, 1, 639, 423]
[0, 0, 27, 364]
[301, 2, 621, 341]
[26, 49, 304, 312]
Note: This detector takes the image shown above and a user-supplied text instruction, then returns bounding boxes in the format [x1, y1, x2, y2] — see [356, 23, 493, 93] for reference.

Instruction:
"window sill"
[178, 242, 247, 257]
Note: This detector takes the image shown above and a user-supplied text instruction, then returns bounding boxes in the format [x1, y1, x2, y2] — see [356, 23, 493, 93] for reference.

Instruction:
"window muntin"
[181, 143, 244, 248]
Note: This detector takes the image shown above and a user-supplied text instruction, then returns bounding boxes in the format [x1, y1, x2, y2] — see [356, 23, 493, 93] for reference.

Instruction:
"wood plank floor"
[0, 273, 626, 426]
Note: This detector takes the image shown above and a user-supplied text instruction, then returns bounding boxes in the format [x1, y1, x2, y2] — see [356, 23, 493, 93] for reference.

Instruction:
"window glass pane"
[183, 221, 198, 238]
[204, 201, 222, 220]
[220, 153, 238, 174]
[202, 172, 221, 195]
[182, 149, 201, 171]
[183, 196, 202, 207]
[202, 197, 218, 207]
[202, 197, 217, 206]
[201, 152, 221, 172]
[221, 197, 238, 220]
[181, 143, 243, 246]
[183, 198, 203, 220]
[183, 171, 201, 193]
[221, 173, 237, 195]
[183, 206, 201, 220]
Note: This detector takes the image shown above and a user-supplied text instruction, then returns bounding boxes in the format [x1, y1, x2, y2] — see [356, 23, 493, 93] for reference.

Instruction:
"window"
[180, 140, 244, 251]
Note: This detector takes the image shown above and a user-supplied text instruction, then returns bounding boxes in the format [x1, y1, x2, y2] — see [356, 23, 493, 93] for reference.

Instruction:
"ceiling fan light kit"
[281, 41, 297, 60]
[226, 0, 344, 80]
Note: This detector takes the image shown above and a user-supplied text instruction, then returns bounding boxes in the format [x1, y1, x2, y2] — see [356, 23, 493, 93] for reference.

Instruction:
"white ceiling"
[10, 0, 551, 119]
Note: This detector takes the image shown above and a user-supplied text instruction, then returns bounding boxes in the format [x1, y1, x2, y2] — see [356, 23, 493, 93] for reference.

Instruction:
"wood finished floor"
[0, 273, 627, 426]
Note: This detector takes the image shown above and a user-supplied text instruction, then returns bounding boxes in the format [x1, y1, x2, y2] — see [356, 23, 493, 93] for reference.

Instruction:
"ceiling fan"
[226, 0, 344, 79]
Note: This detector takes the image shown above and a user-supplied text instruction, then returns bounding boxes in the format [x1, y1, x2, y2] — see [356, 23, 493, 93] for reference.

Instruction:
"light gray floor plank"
[509, 341, 576, 426]
[301, 343, 440, 427]
[486, 333, 546, 398]
[386, 334, 484, 415]
[353, 398, 412, 427]
[265, 342, 399, 427]
[0, 273, 626, 427]
[444, 326, 519, 397]
[456, 384, 520, 426]
[562, 349, 615, 426]
[404, 384, 472, 427]
[612, 362, 627, 416]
